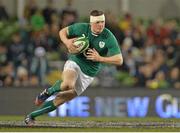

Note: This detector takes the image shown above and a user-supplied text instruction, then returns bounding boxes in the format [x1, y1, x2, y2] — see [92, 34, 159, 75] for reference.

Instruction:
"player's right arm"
[59, 27, 78, 54]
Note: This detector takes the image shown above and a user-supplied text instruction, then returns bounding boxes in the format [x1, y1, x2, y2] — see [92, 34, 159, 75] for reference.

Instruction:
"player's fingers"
[87, 50, 95, 54]
[86, 55, 94, 59]
[86, 55, 94, 58]
[71, 38, 77, 42]
[86, 52, 93, 55]
[91, 48, 98, 54]
[87, 49, 94, 52]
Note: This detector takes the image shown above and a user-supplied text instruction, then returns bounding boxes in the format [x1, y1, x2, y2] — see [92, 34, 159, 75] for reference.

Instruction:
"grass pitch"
[0, 116, 180, 131]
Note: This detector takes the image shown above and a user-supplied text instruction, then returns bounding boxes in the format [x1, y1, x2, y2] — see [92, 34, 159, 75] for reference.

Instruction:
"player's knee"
[54, 93, 66, 105]
[54, 90, 77, 106]
[61, 82, 75, 91]
[55, 93, 64, 100]
[56, 90, 76, 99]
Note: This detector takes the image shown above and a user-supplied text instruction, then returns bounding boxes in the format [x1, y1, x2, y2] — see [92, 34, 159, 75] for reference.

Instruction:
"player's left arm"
[86, 48, 123, 65]
[86, 33, 123, 65]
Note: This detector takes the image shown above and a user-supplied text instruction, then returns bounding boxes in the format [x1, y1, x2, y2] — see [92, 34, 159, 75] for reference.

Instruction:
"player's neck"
[91, 32, 99, 36]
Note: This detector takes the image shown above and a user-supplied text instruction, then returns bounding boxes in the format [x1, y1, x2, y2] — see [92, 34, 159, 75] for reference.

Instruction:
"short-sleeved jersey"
[67, 23, 121, 77]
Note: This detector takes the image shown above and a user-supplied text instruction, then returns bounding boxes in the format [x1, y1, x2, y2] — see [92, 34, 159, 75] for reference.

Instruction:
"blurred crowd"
[0, 0, 179, 89]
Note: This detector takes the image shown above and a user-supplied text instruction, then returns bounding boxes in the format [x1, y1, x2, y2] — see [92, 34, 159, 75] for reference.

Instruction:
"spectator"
[105, 11, 125, 45]
[0, 43, 8, 65]
[143, 37, 156, 63]
[119, 13, 133, 33]
[30, 9, 45, 31]
[59, 0, 78, 28]
[136, 63, 154, 87]
[47, 24, 60, 51]
[147, 71, 169, 89]
[30, 46, 48, 86]
[42, 0, 57, 25]
[147, 18, 169, 45]
[0, 62, 14, 87]
[98, 65, 119, 87]
[132, 27, 145, 48]
[153, 49, 169, 75]
[7, 32, 26, 79]
[24, 0, 38, 20]
[168, 66, 180, 89]
[15, 65, 29, 86]
[50, 12, 59, 26]
[0, 0, 9, 21]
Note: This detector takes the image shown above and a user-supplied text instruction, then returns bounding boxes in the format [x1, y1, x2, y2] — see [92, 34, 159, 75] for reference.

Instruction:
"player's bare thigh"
[54, 70, 78, 106]
[60, 69, 78, 91]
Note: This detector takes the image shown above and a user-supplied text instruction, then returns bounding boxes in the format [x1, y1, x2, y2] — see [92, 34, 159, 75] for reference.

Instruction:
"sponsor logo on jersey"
[99, 41, 105, 48]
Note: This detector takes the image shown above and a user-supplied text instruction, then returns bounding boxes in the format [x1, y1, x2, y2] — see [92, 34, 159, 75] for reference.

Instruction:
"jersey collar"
[91, 32, 99, 36]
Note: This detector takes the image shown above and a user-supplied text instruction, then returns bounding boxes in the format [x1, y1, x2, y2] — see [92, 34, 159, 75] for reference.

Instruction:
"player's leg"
[35, 61, 79, 106]
[34, 80, 62, 106]
[25, 69, 78, 125]
[25, 89, 77, 125]
[53, 69, 79, 106]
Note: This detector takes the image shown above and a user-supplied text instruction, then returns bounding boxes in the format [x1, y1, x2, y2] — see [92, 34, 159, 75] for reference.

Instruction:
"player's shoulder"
[101, 28, 115, 39]
[70, 23, 89, 28]
[68, 23, 89, 35]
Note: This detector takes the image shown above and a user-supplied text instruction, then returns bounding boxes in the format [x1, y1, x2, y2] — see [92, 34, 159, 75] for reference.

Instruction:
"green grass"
[0, 115, 180, 132]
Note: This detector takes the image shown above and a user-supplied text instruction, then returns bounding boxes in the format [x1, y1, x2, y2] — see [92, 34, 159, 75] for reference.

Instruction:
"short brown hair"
[90, 10, 104, 16]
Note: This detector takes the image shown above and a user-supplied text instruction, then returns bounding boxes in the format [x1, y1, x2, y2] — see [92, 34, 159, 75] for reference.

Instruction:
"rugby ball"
[73, 34, 89, 54]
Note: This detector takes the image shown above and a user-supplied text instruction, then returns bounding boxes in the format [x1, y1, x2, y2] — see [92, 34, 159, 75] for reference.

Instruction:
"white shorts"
[63, 60, 94, 95]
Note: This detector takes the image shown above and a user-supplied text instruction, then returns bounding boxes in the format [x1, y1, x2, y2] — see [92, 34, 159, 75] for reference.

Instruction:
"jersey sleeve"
[107, 34, 121, 56]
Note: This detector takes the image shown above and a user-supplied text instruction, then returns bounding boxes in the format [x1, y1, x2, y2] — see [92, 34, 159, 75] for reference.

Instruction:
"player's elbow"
[59, 27, 68, 38]
[117, 54, 123, 66]
[119, 57, 123, 65]
[59, 28, 64, 38]
[59, 30, 62, 39]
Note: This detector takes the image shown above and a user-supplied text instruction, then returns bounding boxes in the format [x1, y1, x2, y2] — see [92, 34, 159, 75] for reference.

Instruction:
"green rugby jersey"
[67, 23, 121, 77]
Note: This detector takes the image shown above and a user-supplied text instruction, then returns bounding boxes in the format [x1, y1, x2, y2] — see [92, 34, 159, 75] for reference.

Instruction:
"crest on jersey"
[99, 41, 105, 48]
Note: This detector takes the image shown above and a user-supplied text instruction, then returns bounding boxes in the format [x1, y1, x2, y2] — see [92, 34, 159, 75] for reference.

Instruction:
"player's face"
[91, 21, 105, 34]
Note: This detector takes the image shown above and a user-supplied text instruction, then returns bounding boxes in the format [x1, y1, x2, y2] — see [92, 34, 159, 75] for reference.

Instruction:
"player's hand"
[86, 48, 101, 62]
[66, 38, 79, 54]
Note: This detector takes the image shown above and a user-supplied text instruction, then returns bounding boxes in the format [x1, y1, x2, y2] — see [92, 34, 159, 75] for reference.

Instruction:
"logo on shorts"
[99, 41, 105, 48]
